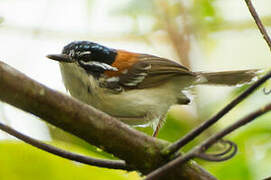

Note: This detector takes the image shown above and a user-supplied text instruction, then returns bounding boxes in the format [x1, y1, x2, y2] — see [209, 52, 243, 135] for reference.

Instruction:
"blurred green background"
[0, 0, 271, 179]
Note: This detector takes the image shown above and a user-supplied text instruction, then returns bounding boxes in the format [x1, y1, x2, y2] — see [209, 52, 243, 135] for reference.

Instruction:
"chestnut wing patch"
[119, 54, 195, 89]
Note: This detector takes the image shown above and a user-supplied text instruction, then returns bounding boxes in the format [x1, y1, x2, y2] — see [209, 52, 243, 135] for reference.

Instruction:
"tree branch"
[0, 120, 129, 170]
[146, 103, 271, 180]
[245, 0, 271, 51]
[0, 61, 216, 180]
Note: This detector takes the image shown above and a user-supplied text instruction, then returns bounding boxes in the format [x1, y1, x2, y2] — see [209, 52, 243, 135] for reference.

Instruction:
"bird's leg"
[152, 115, 166, 137]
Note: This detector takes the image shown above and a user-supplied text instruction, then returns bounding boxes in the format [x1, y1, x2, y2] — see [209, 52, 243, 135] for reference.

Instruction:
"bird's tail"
[196, 69, 260, 86]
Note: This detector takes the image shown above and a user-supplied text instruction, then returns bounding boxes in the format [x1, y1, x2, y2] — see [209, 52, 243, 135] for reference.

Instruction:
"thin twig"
[206, 140, 235, 157]
[145, 103, 271, 180]
[196, 140, 238, 162]
[165, 70, 271, 156]
[245, 0, 271, 51]
[0, 121, 130, 170]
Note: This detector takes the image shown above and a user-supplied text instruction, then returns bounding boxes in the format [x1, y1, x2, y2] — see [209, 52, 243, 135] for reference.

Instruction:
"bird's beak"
[46, 54, 74, 63]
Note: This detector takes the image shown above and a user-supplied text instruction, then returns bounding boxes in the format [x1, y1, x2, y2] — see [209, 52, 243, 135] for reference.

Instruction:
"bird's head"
[47, 41, 118, 76]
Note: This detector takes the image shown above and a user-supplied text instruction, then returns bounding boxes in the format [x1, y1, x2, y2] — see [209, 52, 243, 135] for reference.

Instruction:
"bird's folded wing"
[118, 54, 195, 89]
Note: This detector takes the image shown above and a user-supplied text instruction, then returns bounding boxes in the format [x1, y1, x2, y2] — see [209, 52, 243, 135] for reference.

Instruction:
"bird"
[47, 41, 258, 137]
